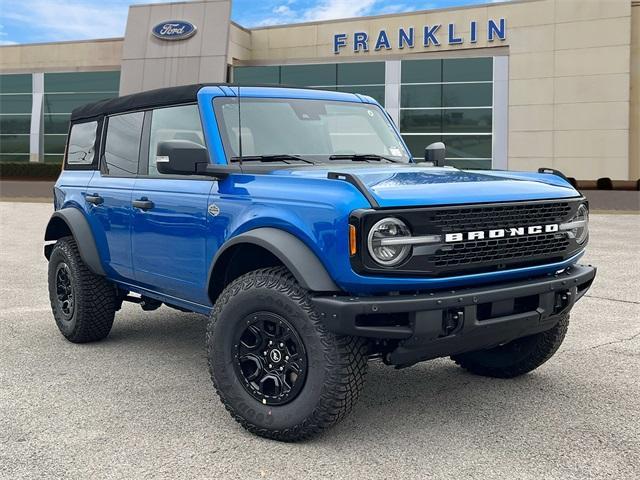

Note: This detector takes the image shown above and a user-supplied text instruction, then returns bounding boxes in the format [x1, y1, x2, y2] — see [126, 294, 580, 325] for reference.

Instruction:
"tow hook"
[442, 309, 464, 337]
[553, 290, 572, 314]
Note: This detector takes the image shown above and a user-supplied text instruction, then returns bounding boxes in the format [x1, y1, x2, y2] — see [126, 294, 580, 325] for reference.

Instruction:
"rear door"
[131, 104, 215, 305]
[85, 111, 144, 281]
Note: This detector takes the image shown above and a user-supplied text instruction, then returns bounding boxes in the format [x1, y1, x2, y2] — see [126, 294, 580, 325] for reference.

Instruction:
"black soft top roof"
[70, 83, 220, 122]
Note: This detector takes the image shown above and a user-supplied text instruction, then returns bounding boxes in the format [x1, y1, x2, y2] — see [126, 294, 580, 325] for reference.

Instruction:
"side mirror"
[423, 142, 446, 166]
[156, 140, 208, 175]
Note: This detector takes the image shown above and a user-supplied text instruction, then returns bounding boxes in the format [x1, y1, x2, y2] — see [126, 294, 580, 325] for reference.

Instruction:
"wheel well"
[45, 216, 72, 242]
[209, 243, 285, 303]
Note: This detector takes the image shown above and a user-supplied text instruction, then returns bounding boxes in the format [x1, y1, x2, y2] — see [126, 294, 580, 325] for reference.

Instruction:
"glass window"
[443, 83, 492, 108]
[44, 71, 120, 93]
[401, 59, 441, 84]
[103, 112, 144, 176]
[401, 134, 492, 164]
[66, 121, 98, 165]
[44, 135, 67, 155]
[442, 135, 492, 159]
[232, 62, 386, 106]
[0, 95, 32, 114]
[44, 115, 71, 135]
[400, 110, 442, 133]
[443, 58, 492, 82]
[337, 62, 385, 85]
[44, 93, 115, 115]
[148, 105, 204, 176]
[281, 64, 336, 87]
[45, 154, 65, 164]
[214, 97, 409, 163]
[0, 135, 30, 154]
[443, 109, 492, 133]
[234, 66, 280, 85]
[0, 115, 31, 134]
[445, 158, 491, 169]
[0, 153, 30, 162]
[401, 134, 441, 158]
[401, 84, 441, 108]
[0, 74, 32, 94]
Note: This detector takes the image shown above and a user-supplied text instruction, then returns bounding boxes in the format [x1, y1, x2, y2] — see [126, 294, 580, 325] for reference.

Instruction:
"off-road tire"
[207, 267, 368, 442]
[451, 314, 569, 378]
[48, 236, 117, 343]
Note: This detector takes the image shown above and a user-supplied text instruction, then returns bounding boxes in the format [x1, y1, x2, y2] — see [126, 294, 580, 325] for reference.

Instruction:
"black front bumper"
[312, 264, 596, 366]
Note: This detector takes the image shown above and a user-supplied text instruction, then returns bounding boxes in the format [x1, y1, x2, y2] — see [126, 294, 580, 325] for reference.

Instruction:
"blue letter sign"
[333, 18, 506, 53]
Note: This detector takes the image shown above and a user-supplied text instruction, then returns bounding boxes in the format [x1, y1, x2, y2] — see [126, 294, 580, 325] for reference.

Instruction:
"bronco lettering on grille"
[444, 224, 559, 243]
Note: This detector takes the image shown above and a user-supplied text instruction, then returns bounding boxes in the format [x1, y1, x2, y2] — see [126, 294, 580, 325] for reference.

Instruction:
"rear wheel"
[47, 236, 117, 343]
[207, 267, 368, 442]
[451, 314, 569, 378]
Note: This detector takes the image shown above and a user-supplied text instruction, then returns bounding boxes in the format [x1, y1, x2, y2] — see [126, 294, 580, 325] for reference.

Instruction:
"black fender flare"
[209, 227, 339, 295]
[44, 208, 105, 276]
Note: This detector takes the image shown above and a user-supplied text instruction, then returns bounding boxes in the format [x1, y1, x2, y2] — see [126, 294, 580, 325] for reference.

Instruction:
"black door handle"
[132, 198, 154, 210]
[85, 194, 103, 205]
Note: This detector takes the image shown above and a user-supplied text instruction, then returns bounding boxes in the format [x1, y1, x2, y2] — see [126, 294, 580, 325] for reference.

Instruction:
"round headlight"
[367, 218, 412, 266]
[572, 204, 589, 244]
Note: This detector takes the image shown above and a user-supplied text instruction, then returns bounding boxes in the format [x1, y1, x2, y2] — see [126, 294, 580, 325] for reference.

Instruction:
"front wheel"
[451, 314, 570, 378]
[207, 267, 368, 442]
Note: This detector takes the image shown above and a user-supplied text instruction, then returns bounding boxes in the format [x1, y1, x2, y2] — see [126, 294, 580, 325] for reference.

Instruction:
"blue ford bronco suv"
[45, 84, 596, 441]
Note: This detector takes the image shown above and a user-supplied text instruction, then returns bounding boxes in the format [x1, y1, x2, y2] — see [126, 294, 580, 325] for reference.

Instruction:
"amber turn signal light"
[349, 224, 357, 256]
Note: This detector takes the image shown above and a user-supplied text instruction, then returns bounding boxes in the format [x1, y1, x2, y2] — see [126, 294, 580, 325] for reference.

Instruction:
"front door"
[131, 178, 215, 304]
[130, 104, 215, 306]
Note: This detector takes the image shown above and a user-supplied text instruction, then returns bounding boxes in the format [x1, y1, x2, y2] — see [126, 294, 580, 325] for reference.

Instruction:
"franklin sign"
[333, 18, 506, 54]
[152, 21, 197, 41]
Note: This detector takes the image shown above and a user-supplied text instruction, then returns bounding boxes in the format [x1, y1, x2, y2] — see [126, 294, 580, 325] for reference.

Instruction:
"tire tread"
[48, 236, 116, 343]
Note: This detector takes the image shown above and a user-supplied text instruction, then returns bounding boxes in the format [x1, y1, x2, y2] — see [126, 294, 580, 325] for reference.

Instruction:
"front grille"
[353, 198, 585, 277]
[430, 202, 573, 233]
[430, 233, 571, 268]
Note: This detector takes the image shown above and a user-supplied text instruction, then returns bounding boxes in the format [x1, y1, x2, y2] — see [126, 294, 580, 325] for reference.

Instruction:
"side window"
[103, 111, 144, 177]
[148, 104, 204, 176]
[66, 121, 98, 167]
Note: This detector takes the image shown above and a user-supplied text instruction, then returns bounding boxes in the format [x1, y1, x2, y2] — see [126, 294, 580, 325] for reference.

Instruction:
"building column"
[29, 73, 44, 163]
[384, 60, 401, 128]
[492, 56, 508, 170]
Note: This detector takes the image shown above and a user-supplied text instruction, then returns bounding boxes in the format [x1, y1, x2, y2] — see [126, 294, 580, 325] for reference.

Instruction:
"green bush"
[0, 162, 62, 179]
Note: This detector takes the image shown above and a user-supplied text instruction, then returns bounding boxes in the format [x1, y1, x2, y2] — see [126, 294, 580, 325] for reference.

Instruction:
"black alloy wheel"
[233, 312, 308, 406]
[55, 262, 75, 321]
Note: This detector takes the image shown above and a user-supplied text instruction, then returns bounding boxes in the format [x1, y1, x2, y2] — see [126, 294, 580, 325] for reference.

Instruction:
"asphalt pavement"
[0, 201, 638, 480]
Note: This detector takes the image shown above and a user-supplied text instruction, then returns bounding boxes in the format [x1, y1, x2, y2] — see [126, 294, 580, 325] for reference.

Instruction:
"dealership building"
[0, 0, 638, 180]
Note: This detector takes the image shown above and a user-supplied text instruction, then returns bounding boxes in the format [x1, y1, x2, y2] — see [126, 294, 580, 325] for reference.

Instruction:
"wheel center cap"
[269, 349, 282, 363]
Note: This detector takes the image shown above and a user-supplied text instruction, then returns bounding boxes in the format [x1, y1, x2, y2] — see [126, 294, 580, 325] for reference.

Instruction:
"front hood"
[281, 165, 580, 208]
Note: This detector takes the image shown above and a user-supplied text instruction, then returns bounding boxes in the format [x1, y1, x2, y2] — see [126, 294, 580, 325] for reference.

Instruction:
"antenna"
[237, 85, 243, 167]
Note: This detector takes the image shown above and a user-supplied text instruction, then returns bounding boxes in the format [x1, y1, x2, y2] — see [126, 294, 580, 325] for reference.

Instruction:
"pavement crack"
[586, 331, 640, 350]
[584, 295, 640, 305]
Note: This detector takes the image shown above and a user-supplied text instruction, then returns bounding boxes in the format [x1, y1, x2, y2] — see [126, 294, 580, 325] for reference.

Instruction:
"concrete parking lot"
[1, 201, 638, 480]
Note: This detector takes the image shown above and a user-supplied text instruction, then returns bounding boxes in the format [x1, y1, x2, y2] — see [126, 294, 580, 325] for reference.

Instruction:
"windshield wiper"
[328, 154, 401, 163]
[230, 154, 315, 165]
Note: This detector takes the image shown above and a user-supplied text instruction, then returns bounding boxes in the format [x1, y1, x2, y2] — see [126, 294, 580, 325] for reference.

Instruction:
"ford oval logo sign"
[152, 21, 197, 41]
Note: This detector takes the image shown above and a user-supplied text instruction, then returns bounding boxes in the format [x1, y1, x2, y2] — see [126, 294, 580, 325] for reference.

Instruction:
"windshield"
[213, 97, 411, 163]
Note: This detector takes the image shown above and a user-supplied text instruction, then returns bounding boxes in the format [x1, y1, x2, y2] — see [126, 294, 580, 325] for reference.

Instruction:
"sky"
[0, 0, 506, 46]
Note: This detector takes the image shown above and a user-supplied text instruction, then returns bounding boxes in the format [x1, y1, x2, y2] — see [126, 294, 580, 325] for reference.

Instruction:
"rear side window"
[147, 104, 204, 176]
[103, 112, 144, 176]
[66, 121, 98, 167]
